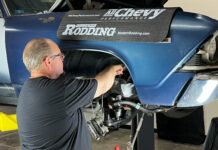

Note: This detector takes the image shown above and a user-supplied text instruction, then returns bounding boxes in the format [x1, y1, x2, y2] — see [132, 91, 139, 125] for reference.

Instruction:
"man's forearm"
[94, 66, 116, 98]
[94, 65, 123, 98]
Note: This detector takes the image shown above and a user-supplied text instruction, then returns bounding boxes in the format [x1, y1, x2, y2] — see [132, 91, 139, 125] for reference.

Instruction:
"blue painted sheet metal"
[5, 13, 65, 85]
[61, 11, 217, 87]
[135, 73, 194, 106]
[4, 11, 218, 105]
[6, 11, 217, 86]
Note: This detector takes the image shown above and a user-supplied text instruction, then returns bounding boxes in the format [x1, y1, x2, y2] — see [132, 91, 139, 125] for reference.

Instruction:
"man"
[17, 38, 123, 150]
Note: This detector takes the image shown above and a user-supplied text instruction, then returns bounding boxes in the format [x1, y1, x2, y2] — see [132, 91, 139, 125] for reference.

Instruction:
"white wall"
[165, 0, 218, 19]
[164, 0, 218, 134]
[203, 101, 218, 134]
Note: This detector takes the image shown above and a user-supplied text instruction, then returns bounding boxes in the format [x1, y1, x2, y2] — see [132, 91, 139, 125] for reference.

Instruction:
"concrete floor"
[0, 105, 203, 150]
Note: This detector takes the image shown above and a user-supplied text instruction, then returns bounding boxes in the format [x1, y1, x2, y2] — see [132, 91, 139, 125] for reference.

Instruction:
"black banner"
[57, 8, 180, 42]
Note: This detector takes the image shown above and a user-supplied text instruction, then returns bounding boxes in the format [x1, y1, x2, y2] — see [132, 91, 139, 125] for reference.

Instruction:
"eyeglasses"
[50, 53, 65, 60]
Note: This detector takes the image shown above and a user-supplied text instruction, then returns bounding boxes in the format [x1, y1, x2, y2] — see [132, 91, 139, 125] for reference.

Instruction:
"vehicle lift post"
[131, 112, 154, 150]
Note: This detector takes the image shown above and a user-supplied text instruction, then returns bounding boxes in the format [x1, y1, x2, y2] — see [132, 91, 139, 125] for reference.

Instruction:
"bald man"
[17, 38, 123, 150]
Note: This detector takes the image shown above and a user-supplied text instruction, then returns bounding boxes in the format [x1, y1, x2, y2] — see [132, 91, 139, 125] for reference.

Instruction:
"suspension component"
[87, 116, 109, 140]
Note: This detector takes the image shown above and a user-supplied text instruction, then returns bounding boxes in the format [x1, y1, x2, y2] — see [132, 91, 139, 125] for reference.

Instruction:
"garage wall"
[165, 0, 218, 19]
[203, 101, 218, 134]
[164, 0, 218, 134]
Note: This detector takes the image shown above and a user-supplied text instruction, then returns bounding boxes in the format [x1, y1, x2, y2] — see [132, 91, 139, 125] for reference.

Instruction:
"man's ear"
[44, 56, 51, 66]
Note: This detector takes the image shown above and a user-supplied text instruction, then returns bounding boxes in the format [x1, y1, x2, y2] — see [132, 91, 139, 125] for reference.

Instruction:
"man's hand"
[113, 65, 123, 76]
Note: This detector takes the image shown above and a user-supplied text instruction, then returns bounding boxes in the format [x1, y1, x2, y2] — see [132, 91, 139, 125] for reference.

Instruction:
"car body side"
[0, 1, 218, 107]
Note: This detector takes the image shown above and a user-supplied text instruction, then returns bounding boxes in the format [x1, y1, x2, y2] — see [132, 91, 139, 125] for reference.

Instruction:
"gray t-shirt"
[17, 73, 97, 150]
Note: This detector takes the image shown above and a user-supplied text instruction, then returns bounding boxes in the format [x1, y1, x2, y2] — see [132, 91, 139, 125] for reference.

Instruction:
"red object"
[115, 145, 120, 150]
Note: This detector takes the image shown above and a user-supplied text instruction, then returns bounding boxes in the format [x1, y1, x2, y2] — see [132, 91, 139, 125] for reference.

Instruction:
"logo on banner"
[62, 24, 116, 36]
[102, 8, 166, 20]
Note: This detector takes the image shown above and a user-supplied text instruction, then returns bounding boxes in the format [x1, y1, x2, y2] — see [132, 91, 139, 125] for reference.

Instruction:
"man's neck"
[30, 72, 49, 79]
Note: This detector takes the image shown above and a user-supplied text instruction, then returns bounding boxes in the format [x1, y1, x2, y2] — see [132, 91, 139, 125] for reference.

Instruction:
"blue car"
[0, 0, 218, 139]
